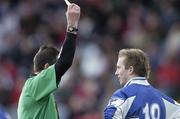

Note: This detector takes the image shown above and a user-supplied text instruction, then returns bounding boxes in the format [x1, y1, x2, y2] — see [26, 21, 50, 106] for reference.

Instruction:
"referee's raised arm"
[55, 3, 81, 84]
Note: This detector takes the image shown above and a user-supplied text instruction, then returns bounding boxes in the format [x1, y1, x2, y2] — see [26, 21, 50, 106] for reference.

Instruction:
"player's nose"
[115, 70, 118, 75]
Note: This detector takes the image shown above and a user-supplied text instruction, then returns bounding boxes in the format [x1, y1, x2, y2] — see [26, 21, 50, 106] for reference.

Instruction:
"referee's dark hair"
[33, 45, 59, 72]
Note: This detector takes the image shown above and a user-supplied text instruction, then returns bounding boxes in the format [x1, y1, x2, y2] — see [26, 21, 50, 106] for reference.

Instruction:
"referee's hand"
[66, 3, 81, 29]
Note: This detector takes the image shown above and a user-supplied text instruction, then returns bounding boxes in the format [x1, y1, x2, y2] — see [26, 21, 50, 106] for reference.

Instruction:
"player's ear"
[44, 63, 49, 69]
[128, 66, 134, 74]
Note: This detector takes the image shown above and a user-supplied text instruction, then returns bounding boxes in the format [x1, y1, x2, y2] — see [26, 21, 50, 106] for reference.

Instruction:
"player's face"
[115, 56, 130, 86]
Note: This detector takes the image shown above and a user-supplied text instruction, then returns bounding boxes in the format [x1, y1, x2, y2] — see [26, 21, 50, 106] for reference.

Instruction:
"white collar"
[123, 77, 150, 88]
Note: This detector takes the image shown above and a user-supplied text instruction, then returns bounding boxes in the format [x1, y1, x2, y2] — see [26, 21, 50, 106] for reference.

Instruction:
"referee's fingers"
[68, 3, 80, 12]
[71, 4, 80, 10]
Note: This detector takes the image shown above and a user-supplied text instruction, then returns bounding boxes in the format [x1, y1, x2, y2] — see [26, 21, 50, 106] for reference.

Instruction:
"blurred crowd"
[0, 0, 180, 118]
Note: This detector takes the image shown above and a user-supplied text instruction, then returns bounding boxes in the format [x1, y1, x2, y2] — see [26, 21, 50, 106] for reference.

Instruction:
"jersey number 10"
[143, 103, 160, 119]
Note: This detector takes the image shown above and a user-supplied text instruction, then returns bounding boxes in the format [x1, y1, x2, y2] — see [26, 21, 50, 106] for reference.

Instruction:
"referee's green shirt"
[17, 65, 59, 119]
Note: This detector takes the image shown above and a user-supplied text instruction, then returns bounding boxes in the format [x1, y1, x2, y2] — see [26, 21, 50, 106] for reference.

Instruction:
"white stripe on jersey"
[112, 96, 136, 119]
[162, 98, 180, 119]
[163, 98, 180, 119]
[170, 108, 180, 119]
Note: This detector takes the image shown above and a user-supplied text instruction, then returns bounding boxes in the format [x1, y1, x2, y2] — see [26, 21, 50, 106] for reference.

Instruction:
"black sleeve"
[55, 32, 77, 85]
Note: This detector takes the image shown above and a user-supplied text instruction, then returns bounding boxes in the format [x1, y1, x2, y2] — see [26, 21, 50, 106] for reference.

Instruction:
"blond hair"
[118, 48, 150, 78]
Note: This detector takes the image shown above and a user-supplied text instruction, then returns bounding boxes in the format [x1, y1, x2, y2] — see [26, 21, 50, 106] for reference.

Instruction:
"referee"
[17, 3, 80, 119]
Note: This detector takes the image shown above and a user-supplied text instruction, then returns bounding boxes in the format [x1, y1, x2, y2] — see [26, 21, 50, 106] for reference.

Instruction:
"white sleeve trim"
[109, 96, 136, 119]
[162, 98, 180, 119]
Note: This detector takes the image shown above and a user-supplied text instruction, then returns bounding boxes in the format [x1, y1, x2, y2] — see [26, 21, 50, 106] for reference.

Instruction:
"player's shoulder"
[106, 87, 137, 115]
[110, 87, 134, 104]
[112, 88, 126, 100]
[154, 88, 177, 104]
[112, 85, 141, 100]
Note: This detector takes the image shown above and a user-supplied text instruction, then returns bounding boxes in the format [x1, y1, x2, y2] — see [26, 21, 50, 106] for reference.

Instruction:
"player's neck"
[128, 74, 139, 81]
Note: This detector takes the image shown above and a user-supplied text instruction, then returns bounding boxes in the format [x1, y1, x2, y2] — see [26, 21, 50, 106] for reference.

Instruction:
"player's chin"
[119, 79, 126, 86]
[118, 78, 122, 85]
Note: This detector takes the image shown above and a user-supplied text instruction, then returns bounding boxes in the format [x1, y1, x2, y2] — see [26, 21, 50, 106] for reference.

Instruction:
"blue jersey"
[104, 77, 180, 119]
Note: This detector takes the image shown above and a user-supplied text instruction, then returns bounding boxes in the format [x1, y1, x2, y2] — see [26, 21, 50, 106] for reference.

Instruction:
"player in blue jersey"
[104, 49, 180, 119]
